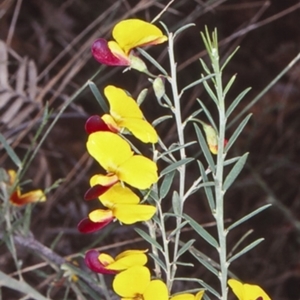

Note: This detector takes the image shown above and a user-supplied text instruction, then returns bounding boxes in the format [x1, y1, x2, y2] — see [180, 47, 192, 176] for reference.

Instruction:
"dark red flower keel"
[84, 184, 113, 200]
[85, 115, 111, 134]
[85, 249, 117, 274]
[77, 217, 113, 233]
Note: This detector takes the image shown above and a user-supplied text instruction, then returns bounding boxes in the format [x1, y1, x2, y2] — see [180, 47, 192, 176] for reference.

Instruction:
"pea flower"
[5, 170, 46, 206]
[78, 183, 156, 233]
[170, 291, 204, 300]
[92, 19, 167, 67]
[113, 266, 169, 300]
[85, 249, 147, 274]
[228, 279, 271, 300]
[86, 131, 158, 190]
[85, 85, 158, 143]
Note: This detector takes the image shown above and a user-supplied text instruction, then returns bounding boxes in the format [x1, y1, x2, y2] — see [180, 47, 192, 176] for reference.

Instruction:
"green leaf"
[160, 170, 175, 199]
[172, 191, 181, 216]
[227, 204, 271, 231]
[221, 46, 240, 71]
[174, 23, 195, 38]
[152, 115, 172, 127]
[0, 270, 49, 300]
[168, 220, 189, 238]
[197, 161, 215, 211]
[160, 158, 194, 176]
[0, 133, 21, 167]
[148, 253, 167, 272]
[199, 58, 211, 75]
[181, 74, 214, 93]
[223, 74, 236, 96]
[176, 239, 195, 259]
[226, 87, 251, 119]
[158, 142, 196, 159]
[203, 79, 218, 105]
[190, 248, 219, 276]
[88, 81, 108, 112]
[223, 153, 248, 191]
[225, 114, 252, 153]
[196, 99, 217, 131]
[184, 214, 219, 249]
[137, 48, 168, 76]
[194, 124, 215, 173]
[134, 228, 163, 252]
[228, 238, 264, 263]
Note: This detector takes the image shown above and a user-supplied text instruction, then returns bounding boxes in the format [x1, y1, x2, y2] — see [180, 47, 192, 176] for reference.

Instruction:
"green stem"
[211, 35, 228, 300]
[167, 32, 186, 291]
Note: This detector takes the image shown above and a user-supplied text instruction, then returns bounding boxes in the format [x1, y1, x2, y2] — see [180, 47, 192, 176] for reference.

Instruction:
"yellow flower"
[85, 249, 147, 274]
[92, 19, 167, 67]
[6, 170, 46, 206]
[170, 291, 204, 300]
[85, 85, 158, 143]
[113, 266, 168, 300]
[87, 131, 158, 189]
[228, 279, 271, 300]
[78, 184, 156, 233]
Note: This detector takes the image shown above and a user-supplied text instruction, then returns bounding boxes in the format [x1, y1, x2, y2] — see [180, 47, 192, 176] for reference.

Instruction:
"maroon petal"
[85, 249, 117, 275]
[91, 39, 130, 66]
[84, 184, 112, 200]
[77, 217, 113, 233]
[85, 115, 111, 134]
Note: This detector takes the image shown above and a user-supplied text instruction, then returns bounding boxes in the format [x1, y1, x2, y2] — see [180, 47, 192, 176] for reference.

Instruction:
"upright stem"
[167, 32, 186, 291]
[211, 44, 228, 299]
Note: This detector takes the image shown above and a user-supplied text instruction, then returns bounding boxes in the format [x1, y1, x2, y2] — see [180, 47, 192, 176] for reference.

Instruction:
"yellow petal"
[195, 291, 205, 300]
[107, 252, 147, 270]
[101, 114, 120, 132]
[117, 155, 158, 189]
[143, 280, 168, 300]
[107, 40, 129, 62]
[98, 253, 115, 265]
[89, 209, 113, 223]
[171, 294, 195, 300]
[228, 279, 244, 300]
[243, 283, 271, 300]
[104, 85, 143, 119]
[115, 249, 148, 260]
[100, 183, 140, 207]
[113, 19, 167, 54]
[113, 204, 156, 224]
[120, 118, 158, 143]
[87, 132, 133, 172]
[113, 266, 150, 297]
[10, 190, 46, 206]
[90, 174, 119, 187]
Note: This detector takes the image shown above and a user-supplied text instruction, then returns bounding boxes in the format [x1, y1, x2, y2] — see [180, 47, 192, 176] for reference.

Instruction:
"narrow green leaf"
[199, 58, 211, 75]
[160, 171, 175, 199]
[184, 214, 219, 249]
[196, 99, 217, 130]
[0, 270, 48, 300]
[223, 74, 236, 96]
[184, 108, 203, 125]
[137, 47, 168, 76]
[158, 142, 196, 159]
[197, 161, 215, 211]
[181, 74, 214, 93]
[194, 124, 215, 173]
[176, 239, 195, 259]
[134, 228, 163, 252]
[152, 115, 172, 127]
[223, 153, 248, 191]
[172, 191, 181, 216]
[148, 253, 167, 272]
[168, 220, 189, 238]
[88, 81, 108, 112]
[174, 261, 194, 267]
[228, 238, 264, 263]
[0, 133, 21, 167]
[190, 248, 219, 276]
[174, 23, 195, 38]
[225, 114, 252, 153]
[203, 79, 218, 105]
[226, 87, 251, 118]
[227, 204, 271, 231]
[221, 46, 240, 71]
[160, 158, 194, 176]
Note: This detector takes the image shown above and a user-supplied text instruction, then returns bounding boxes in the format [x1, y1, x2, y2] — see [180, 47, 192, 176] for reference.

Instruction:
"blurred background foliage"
[0, 0, 300, 299]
